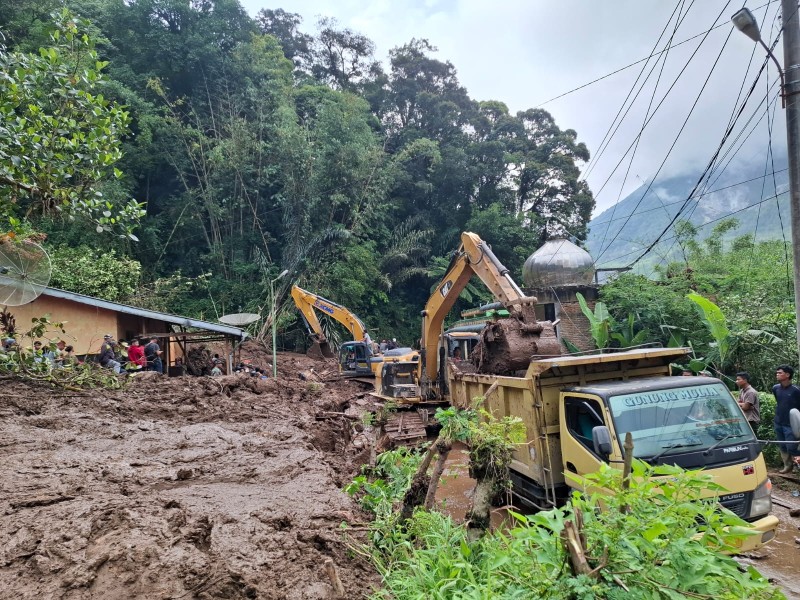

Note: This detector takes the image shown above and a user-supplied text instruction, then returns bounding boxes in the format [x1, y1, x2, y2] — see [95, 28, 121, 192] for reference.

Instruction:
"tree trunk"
[424, 440, 452, 510]
[399, 440, 437, 522]
[465, 478, 494, 542]
[465, 455, 494, 542]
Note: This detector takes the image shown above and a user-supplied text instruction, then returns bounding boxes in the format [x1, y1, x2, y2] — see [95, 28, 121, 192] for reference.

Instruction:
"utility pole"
[781, 0, 800, 363]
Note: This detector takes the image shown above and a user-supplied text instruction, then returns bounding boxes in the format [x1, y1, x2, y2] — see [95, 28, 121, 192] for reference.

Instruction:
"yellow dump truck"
[449, 346, 779, 552]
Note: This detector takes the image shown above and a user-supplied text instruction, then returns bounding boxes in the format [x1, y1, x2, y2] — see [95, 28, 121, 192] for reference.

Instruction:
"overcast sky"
[239, 0, 787, 216]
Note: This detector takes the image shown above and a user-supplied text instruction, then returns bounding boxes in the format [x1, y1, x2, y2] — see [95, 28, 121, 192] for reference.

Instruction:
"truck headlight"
[749, 478, 772, 519]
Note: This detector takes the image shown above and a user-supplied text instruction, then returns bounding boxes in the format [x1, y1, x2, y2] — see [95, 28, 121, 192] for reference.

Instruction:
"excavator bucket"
[307, 339, 334, 360]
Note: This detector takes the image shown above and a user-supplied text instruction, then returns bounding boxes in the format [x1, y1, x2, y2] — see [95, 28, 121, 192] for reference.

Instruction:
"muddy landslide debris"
[0, 348, 380, 599]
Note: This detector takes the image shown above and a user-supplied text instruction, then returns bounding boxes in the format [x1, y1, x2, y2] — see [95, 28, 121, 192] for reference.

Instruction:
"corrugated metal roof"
[40, 287, 248, 340]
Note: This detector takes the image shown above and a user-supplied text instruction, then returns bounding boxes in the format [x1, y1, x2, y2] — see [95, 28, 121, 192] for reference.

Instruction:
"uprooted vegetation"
[346, 410, 782, 600]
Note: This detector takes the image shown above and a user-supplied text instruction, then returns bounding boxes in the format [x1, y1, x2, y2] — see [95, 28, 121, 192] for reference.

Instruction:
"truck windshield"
[607, 383, 754, 459]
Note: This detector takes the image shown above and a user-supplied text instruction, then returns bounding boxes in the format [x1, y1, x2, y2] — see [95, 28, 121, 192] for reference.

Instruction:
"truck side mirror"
[592, 426, 613, 457]
[790, 408, 800, 439]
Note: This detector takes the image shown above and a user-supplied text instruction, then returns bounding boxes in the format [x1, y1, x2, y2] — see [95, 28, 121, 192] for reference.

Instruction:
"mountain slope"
[586, 161, 790, 270]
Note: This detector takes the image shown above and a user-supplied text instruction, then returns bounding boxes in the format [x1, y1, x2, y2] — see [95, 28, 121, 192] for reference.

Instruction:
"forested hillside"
[0, 1, 594, 345]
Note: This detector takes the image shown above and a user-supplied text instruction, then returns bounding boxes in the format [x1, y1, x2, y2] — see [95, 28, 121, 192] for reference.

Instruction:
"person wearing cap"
[211, 360, 223, 377]
[98, 334, 122, 374]
[144, 336, 163, 373]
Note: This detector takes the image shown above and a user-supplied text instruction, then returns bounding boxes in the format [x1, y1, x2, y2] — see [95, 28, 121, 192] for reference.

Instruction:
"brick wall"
[527, 284, 598, 353]
[557, 301, 594, 352]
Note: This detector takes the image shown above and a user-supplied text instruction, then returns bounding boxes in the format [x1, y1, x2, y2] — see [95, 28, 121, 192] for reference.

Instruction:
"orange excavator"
[290, 285, 417, 378]
[374, 232, 560, 402]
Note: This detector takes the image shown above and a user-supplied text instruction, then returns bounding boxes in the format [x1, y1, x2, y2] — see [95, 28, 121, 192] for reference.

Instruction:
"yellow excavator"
[375, 231, 560, 402]
[290, 285, 418, 378]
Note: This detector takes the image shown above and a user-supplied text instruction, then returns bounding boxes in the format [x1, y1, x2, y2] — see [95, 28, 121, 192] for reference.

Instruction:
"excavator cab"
[378, 358, 421, 400]
[338, 341, 377, 377]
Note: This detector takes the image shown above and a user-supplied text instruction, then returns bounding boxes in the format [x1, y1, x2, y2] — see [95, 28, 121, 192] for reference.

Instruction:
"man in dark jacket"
[773, 365, 800, 473]
[99, 334, 121, 374]
[144, 337, 163, 374]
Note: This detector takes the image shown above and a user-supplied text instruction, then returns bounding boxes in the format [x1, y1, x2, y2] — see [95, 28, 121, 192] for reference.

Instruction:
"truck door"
[560, 394, 609, 480]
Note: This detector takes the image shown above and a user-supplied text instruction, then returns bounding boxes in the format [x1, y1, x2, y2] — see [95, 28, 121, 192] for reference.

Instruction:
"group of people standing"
[98, 334, 163, 374]
[734, 365, 800, 474]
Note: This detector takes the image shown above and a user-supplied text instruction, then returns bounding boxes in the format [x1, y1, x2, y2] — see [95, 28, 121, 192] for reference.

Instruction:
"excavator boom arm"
[421, 232, 530, 381]
[290, 285, 367, 341]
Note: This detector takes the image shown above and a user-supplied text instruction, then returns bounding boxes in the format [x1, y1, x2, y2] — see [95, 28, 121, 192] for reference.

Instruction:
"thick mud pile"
[472, 313, 560, 375]
[0, 349, 380, 599]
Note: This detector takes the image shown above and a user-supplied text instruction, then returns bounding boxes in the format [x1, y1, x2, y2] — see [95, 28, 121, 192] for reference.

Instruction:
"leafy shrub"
[755, 391, 779, 467]
[355, 455, 781, 599]
[345, 446, 424, 518]
[49, 245, 141, 302]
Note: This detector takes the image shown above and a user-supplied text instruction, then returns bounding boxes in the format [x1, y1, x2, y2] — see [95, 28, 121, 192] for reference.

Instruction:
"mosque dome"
[522, 238, 595, 288]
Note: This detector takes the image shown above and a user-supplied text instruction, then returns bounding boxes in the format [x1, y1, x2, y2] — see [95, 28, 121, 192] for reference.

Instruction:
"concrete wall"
[7, 295, 175, 359]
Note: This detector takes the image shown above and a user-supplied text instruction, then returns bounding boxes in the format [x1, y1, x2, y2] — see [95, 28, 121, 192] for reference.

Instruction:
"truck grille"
[719, 492, 750, 518]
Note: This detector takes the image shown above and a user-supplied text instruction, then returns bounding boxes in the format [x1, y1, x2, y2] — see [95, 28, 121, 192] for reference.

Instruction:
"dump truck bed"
[448, 347, 686, 492]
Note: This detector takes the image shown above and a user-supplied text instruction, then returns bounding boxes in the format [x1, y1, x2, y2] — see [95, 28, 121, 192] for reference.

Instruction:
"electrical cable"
[594, 0, 693, 262]
[582, 1, 693, 183]
[591, 166, 786, 229]
[625, 1, 800, 270]
[532, 0, 780, 108]
[624, 46, 775, 268]
[600, 188, 789, 266]
[595, 14, 736, 263]
[673, 82, 778, 232]
[636, 71, 781, 274]
[590, 2, 734, 213]
[694, 2, 774, 196]
[744, 84, 774, 297]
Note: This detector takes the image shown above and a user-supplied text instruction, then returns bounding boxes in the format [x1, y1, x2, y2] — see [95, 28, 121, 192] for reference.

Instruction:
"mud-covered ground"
[5, 344, 800, 600]
[0, 348, 381, 599]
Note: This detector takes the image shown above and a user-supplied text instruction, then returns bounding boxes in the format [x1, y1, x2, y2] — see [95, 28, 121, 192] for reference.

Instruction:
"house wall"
[10, 295, 118, 355]
[8, 296, 176, 359]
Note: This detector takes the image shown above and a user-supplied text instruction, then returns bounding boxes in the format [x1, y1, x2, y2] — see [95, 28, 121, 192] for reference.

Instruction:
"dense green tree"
[310, 17, 377, 91]
[0, 10, 143, 235]
[2, 6, 597, 348]
[254, 8, 312, 68]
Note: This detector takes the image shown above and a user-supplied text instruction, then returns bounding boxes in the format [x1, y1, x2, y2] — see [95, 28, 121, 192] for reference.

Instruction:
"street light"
[270, 269, 289, 378]
[732, 2, 800, 362]
[731, 8, 785, 105]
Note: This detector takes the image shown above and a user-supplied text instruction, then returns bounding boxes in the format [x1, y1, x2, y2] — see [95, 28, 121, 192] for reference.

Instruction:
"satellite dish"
[219, 313, 261, 327]
[0, 239, 52, 306]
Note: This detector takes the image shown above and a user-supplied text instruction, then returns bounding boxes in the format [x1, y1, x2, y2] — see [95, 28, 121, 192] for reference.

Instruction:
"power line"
[645, 90, 780, 277]
[581, 1, 693, 182]
[678, 83, 779, 226]
[591, 166, 787, 228]
[624, 35, 777, 268]
[595, 6, 737, 263]
[600, 188, 790, 266]
[594, 0, 694, 260]
[533, 0, 780, 108]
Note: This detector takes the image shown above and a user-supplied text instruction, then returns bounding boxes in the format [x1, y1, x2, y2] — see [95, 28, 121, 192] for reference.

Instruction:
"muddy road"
[0, 350, 380, 599]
